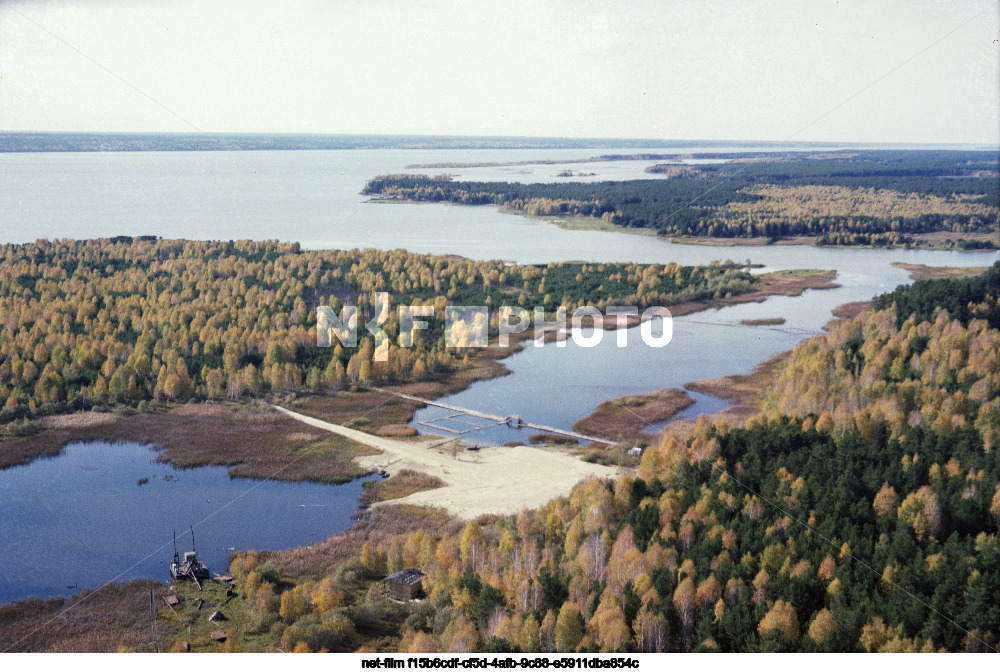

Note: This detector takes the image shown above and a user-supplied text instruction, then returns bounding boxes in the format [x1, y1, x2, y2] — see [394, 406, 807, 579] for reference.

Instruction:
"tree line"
[362, 150, 998, 243]
[0, 238, 754, 425]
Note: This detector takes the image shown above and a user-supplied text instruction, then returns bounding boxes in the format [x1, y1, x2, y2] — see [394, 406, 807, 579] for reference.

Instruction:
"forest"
[362, 150, 999, 244]
[213, 264, 1000, 652]
[0, 238, 755, 428]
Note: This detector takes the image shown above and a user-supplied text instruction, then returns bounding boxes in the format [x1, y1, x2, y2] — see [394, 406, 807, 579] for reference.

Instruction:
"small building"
[382, 569, 426, 600]
[627, 446, 644, 458]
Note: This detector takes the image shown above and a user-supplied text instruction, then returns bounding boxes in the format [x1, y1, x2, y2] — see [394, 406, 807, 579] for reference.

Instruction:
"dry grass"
[376, 424, 419, 437]
[740, 317, 786, 326]
[359, 469, 446, 508]
[830, 301, 871, 320]
[573, 387, 694, 442]
[265, 505, 461, 582]
[0, 402, 377, 484]
[683, 349, 791, 406]
[1, 575, 269, 653]
[753, 269, 839, 296]
[39, 411, 116, 430]
[665, 350, 793, 438]
[0, 579, 166, 652]
[295, 390, 423, 430]
[0, 423, 91, 469]
[891, 262, 991, 281]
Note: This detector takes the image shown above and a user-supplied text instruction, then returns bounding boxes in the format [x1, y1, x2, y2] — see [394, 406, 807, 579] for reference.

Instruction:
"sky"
[1, 0, 998, 144]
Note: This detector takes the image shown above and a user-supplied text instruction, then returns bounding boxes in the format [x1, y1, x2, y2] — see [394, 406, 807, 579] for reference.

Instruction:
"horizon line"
[1, 130, 997, 151]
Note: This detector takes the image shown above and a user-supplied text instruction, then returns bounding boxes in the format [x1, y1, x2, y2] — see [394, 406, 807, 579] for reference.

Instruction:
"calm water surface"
[0, 144, 927, 261]
[0, 440, 377, 605]
[411, 251, 999, 444]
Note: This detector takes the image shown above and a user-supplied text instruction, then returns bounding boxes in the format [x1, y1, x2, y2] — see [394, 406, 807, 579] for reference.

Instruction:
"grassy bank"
[359, 470, 447, 508]
[662, 349, 793, 436]
[0, 580, 167, 652]
[572, 387, 694, 443]
[0, 403, 376, 484]
[891, 261, 991, 281]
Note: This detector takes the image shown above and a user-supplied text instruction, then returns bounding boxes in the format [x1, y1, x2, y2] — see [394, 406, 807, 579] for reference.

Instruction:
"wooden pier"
[369, 387, 616, 446]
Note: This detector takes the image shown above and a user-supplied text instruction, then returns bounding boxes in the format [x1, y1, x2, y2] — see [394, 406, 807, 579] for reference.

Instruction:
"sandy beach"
[273, 406, 619, 519]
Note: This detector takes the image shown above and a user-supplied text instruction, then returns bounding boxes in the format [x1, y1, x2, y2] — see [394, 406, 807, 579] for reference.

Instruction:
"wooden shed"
[381, 569, 426, 600]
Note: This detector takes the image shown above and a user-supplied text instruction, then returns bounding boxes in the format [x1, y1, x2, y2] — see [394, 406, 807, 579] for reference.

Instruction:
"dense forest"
[363, 151, 999, 244]
[0, 238, 754, 427]
[225, 265, 1000, 652]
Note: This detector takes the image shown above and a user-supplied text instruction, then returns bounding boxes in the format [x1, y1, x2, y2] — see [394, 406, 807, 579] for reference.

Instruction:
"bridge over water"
[368, 387, 617, 447]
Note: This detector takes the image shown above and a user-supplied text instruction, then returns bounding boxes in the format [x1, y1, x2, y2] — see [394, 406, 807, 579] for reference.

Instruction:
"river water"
[1, 145, 996, 602]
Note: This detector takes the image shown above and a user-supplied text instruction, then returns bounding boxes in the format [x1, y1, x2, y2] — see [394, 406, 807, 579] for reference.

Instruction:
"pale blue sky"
[1, 0, 997, 143]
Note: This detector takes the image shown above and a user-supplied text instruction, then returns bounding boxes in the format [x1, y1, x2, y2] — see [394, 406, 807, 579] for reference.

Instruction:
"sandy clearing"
[273, 406, 619, 519]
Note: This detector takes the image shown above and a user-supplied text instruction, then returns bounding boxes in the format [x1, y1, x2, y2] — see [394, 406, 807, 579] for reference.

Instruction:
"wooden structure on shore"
[382, 569, 426, 600]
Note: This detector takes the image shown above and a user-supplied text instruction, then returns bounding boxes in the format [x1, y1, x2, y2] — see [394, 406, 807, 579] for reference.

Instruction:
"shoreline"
[0, 265, 838, 475]
[272, 405, 619, 520]
[659, 349, 793, 438]
[572, 387, 695, 443]
[661, 296, 877, 437]
[891, 261, 992, 280]
[368, 198, 998, 250]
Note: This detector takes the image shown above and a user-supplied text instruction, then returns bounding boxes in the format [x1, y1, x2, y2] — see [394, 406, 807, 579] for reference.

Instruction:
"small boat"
[170, 526, 210, 589]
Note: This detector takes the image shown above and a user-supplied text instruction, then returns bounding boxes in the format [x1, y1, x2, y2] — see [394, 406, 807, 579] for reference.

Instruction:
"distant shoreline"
[0, 131, 965, 153]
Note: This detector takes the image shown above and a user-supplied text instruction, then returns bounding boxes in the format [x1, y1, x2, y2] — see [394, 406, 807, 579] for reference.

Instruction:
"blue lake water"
[0, 440, 377, 605]
[0, 143, 952, 262]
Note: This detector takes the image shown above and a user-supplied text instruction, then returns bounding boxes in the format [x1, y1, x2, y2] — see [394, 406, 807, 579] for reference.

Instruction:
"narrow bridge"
[368, 387, 616, 446]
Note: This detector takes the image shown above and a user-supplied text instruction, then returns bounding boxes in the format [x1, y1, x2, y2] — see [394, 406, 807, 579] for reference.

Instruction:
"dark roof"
[384, 569, 425, 585]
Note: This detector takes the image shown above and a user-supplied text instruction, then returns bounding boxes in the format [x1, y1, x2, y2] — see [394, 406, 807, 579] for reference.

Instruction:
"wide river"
[1, 145, 996, 602]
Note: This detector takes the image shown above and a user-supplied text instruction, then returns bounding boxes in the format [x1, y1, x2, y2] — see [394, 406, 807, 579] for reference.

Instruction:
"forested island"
[363, 150, 1000, 248]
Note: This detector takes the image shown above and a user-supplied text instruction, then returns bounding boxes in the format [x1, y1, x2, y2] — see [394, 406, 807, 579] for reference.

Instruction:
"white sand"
[274, 406, 619, 520]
